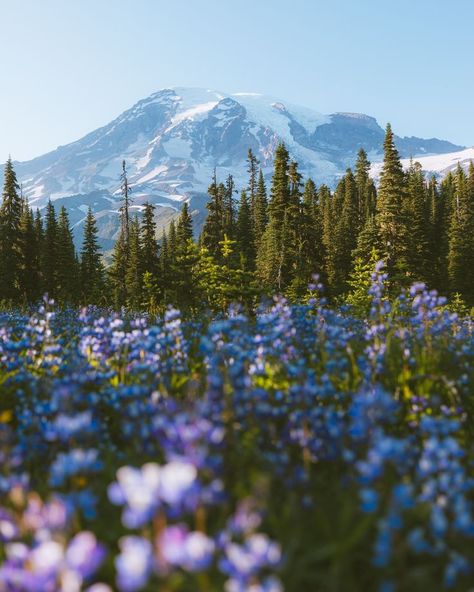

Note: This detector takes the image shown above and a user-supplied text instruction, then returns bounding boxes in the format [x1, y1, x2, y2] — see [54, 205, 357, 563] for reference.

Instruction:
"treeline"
[0, 158, 104, 305]
[1, 124, 473, 311]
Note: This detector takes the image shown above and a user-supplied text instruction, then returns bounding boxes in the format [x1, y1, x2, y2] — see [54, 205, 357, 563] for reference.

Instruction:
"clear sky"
[1, 0, 473, 162]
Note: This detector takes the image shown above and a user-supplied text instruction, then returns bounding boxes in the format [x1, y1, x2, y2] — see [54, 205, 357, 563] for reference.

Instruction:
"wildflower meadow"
[1, 265, 474, 591]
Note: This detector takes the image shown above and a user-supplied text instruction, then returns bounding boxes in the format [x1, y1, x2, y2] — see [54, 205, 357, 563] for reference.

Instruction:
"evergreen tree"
[0, 158, 23, 301]
[355, 148, 376, 222]
[247, 148, 260, 214]
[406, 160, 431, 282]
[346, 249, 381, 316]
[42, 200, 59, 297]
[18, 202, 40, 302]
[176, 202, 193, 247]
[297, 178, 325, 291]
[376, 124, 409, 283]
[200, 171, 224, 257]
[159, 229, 171, 303]
[126, 217, 143, 309]
[109, 162, 132, 307]
[109, 230, 129, 308]
[256, 219, 283, 291]
[267, 142, 290, 230]
[120, 160, 132, 243]
[57, 206, 78, 303]
[253, 170, 268, 249]
[80, 207, 104, 304]
[174, 239, 201, 310]
[257, 143, 290, 291]
[448, 164, 474, 303]
[236, 190, 255, 269]
[141, 202, 159, 276]
[352, 215, 382, 265]
[223, 175, 237, 239]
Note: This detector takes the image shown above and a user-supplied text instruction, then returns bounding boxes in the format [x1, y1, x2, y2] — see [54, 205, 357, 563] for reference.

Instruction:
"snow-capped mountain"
[371, 147, 474, 179]
[2, 87, 467, 248]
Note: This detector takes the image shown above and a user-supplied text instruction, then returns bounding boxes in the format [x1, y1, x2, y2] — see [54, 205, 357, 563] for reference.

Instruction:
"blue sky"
[1, 0, 473, 162]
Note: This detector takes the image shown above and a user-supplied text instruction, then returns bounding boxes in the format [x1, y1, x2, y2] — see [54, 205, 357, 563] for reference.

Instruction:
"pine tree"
[80, 207, 104, 304]
[200, 171, 224, 257]
[256, 219, 283, 291]
[376, 124, 409, 283]
[223, 175, 236, 239]
[120, 160, 132, 243]
[247, 148, 260, 214]
[332, 168, 359, 294]
[253, 170, 268, 249]
[236, 190, 255, 269]
[435, 174, 454, 292]
[0, 158, 23, 301]
[352, 215, 382, 265]
[355, 148, 376, 222]
[174, 239, 201, 310]
[257, 143, 290, 291]
[141, 203, 159, 276]
[283, 160, 303, 288]
[297, 178, 325, 291]
[126, 217, 143, 309]
[346, 249, 381, 316]
[42, 200, 59, 298]
[109, 162, 132, 307]
[57, 206, 78, 303]
[34, 209, 44, 292]
[406, 160, 431, 282]
[159, 229, 170, 303]
[176, 202, 193, 247]
[18, 202, 40, 302]
[109, 230, 129, 308]
[448, 164, 474, 303]
[267, 143, 290, 230]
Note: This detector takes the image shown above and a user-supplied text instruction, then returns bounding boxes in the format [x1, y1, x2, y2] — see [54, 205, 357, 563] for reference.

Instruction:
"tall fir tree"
[406, 160, 431, 282]
[253, 169, 268, 249]
[120, 160, 132, 243]
[0, 158, 23, 301]
[355, 148, 376, 222]
[126, 217, 143, 309]
[42, 200, 59, 297]
[110, 231, 129, 308]
[18, 202, 41, 302]
[80, 207, 104, 304]
[109, 162, 132, 307]
[176, 202, 193, 247]
[223, 175, 237, 239]
[56, 206, 78, 303]
[448, 164, 474, 303]
[200, 170, 224, 257]
[141, 202, 159, 276]
[236, 190, 255, 270]
[246, 148, 260, 215]
[257, 143, 290, 291]
[376, 123, 409, 283]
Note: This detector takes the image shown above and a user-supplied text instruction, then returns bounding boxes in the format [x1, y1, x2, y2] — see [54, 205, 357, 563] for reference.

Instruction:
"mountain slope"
[2, 87, 466, 247]
[371, 147, 474, 179]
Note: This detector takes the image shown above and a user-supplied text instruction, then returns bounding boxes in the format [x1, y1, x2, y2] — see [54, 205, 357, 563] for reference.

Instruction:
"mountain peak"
[2, 86, 466, 249]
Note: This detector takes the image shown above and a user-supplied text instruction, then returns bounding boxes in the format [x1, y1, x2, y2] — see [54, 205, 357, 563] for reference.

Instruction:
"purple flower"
[65, 531, 106, 579]
[116, 536, 153, 592]
[158, 524, 214, 572]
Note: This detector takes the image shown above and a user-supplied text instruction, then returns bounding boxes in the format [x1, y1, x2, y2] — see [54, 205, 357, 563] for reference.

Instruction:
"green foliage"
[346, 249, 381, 316]
[0, 158, 23, 301]
[2, 126, 474, 311]
[80, 207, 105, 304]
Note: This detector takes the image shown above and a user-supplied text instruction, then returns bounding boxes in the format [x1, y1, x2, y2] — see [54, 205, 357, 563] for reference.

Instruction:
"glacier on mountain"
[1, 87, 468, 248]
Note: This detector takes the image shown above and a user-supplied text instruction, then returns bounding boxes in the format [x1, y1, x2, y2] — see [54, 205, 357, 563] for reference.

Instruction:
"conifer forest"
[1, 117, 474, 592]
